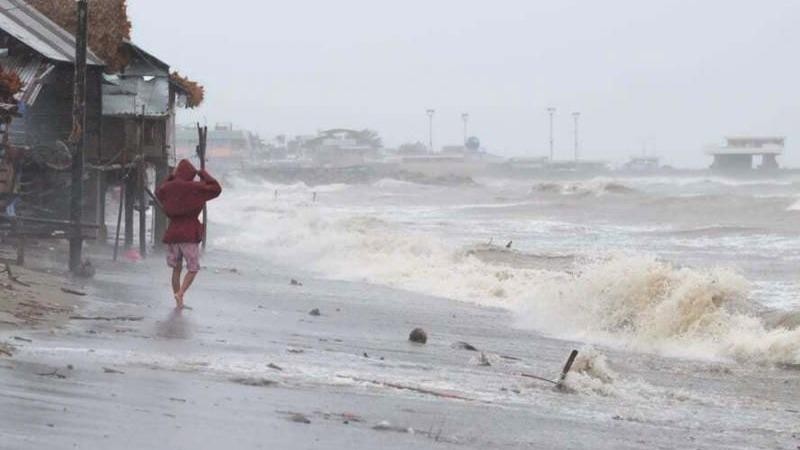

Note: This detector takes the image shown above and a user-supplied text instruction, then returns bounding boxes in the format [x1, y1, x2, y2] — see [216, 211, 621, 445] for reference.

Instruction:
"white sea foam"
[211, 182, 800, 366]
[532, 179, 638, 196]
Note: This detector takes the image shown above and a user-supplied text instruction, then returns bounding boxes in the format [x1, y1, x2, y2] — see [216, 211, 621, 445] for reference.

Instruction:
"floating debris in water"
[452, 341, 478, 351]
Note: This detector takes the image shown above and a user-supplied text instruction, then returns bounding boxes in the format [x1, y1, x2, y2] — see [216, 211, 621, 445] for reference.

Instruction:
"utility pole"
[547, 107, 556, 161]
[69, 0, 88, 272]
[461, 113, 469, 145]
[572, 112, 581, 162]
[426, 109, 435, 153]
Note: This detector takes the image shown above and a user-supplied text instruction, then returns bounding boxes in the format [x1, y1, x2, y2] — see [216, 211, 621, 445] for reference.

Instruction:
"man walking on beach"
[156, 159, 222, 308]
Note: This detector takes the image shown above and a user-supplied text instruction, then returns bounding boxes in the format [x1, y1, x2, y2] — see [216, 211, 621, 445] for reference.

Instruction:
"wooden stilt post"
[12, 218, 24, 266]
[68, 0, 88, 272]
[138, 108, 146, 258]
[112, 181, 124, 261]
[95, 170, 107, 242]
[153, 159, 169, 246]
[124, 172, 134, 248]
[113, 130, 129, 261]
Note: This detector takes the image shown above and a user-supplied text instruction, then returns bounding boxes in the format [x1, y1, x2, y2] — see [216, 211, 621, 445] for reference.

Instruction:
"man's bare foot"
[174, 292, 184, 309]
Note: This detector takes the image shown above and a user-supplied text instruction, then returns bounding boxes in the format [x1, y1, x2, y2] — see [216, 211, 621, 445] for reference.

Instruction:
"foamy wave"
[372, 178, 426, 189]
[532, 179, 637, 196]
[515, 255, 800, 365]
[212, 187, 800, 366]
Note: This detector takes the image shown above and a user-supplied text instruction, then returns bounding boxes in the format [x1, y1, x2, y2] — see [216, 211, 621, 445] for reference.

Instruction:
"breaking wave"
[514, 255, 800, 365]
[212, 182, 800, 366]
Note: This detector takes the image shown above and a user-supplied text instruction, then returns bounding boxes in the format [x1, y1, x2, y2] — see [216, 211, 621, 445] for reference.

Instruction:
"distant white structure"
[707, 136, 784, 171]
[624, 156, 660, 172]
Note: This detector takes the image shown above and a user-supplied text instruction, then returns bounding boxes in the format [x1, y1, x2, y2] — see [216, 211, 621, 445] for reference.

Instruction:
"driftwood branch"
[349, 376, 474, 401]
[519, 349, 579, 389]
[61, 287, 87, 296]
[69, 315, 143, 322]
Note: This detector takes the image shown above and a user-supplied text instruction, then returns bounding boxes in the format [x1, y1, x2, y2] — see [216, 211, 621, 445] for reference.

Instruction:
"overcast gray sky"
[128, 0, 800, 167]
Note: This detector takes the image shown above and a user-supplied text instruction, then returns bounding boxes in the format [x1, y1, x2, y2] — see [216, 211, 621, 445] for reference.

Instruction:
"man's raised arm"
[197, 169, 222, 200]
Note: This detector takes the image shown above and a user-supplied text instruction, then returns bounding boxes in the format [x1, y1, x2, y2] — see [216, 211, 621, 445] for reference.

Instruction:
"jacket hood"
[174, 159, 197, 181]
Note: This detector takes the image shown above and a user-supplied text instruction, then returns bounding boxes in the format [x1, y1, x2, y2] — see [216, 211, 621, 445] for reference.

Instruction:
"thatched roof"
[170, 72, 204, 108]
[26, 0, 131, 72]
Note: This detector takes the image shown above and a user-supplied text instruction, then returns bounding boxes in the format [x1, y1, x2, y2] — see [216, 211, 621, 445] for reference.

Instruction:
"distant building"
[301, 129, 382, 167]
[176, 123, 265, 171]
[624, 156, 660, 172]
[707, 137, 784, 172]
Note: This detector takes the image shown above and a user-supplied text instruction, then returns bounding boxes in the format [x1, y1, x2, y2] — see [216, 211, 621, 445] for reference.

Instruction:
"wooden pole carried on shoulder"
[196, 124, 208, 250]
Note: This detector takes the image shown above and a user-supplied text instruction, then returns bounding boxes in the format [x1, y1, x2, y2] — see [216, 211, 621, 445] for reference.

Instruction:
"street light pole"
[547, 107, 556, 161]
[461, 113, 469, 145]
[572, 112, 581, 162]
[426, 109, 435, 153]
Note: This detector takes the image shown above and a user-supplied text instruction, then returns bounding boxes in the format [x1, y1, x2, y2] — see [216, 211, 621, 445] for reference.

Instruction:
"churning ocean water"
[211, 173, 800, 366]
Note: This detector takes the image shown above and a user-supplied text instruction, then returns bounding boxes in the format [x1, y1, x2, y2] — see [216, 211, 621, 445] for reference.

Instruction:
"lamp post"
[547, 107, 556, 162]
[426, 109, 435, 153]
[572, 112, 581, 162]
[461, 113, 469, 145]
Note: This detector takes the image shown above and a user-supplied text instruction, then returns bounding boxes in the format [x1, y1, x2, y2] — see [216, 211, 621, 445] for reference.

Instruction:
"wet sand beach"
[1, 249, 798, 449]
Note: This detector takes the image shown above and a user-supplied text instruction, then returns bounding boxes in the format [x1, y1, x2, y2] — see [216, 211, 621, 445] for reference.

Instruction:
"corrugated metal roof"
[122, 40, 169, 75]
[0, 0, 103, 66]
[103, 75, 170, 117]
[0, 53, 54, 104]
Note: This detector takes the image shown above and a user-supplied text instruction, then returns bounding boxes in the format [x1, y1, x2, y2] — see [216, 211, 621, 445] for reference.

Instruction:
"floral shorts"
[166, 243, 201, 272]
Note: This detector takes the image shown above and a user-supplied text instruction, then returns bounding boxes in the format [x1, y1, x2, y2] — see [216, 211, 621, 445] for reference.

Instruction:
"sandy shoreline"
[0, 251, 85, 339]
[0, 247, 798, 449]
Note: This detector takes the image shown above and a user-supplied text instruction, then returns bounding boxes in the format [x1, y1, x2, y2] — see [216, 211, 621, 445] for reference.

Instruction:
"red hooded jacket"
[156, 159, 222, 244]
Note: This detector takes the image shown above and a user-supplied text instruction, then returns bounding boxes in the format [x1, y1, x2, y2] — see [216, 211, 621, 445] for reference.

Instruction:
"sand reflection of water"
[155, 309, 192, 340]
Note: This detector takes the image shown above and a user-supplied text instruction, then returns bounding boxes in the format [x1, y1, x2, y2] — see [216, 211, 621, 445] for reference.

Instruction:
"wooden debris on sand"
[61, 287, 87, 296]
[69, 315, 143, 322]
[520, 349, 579, 391]
[349, 376, 474, 402]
